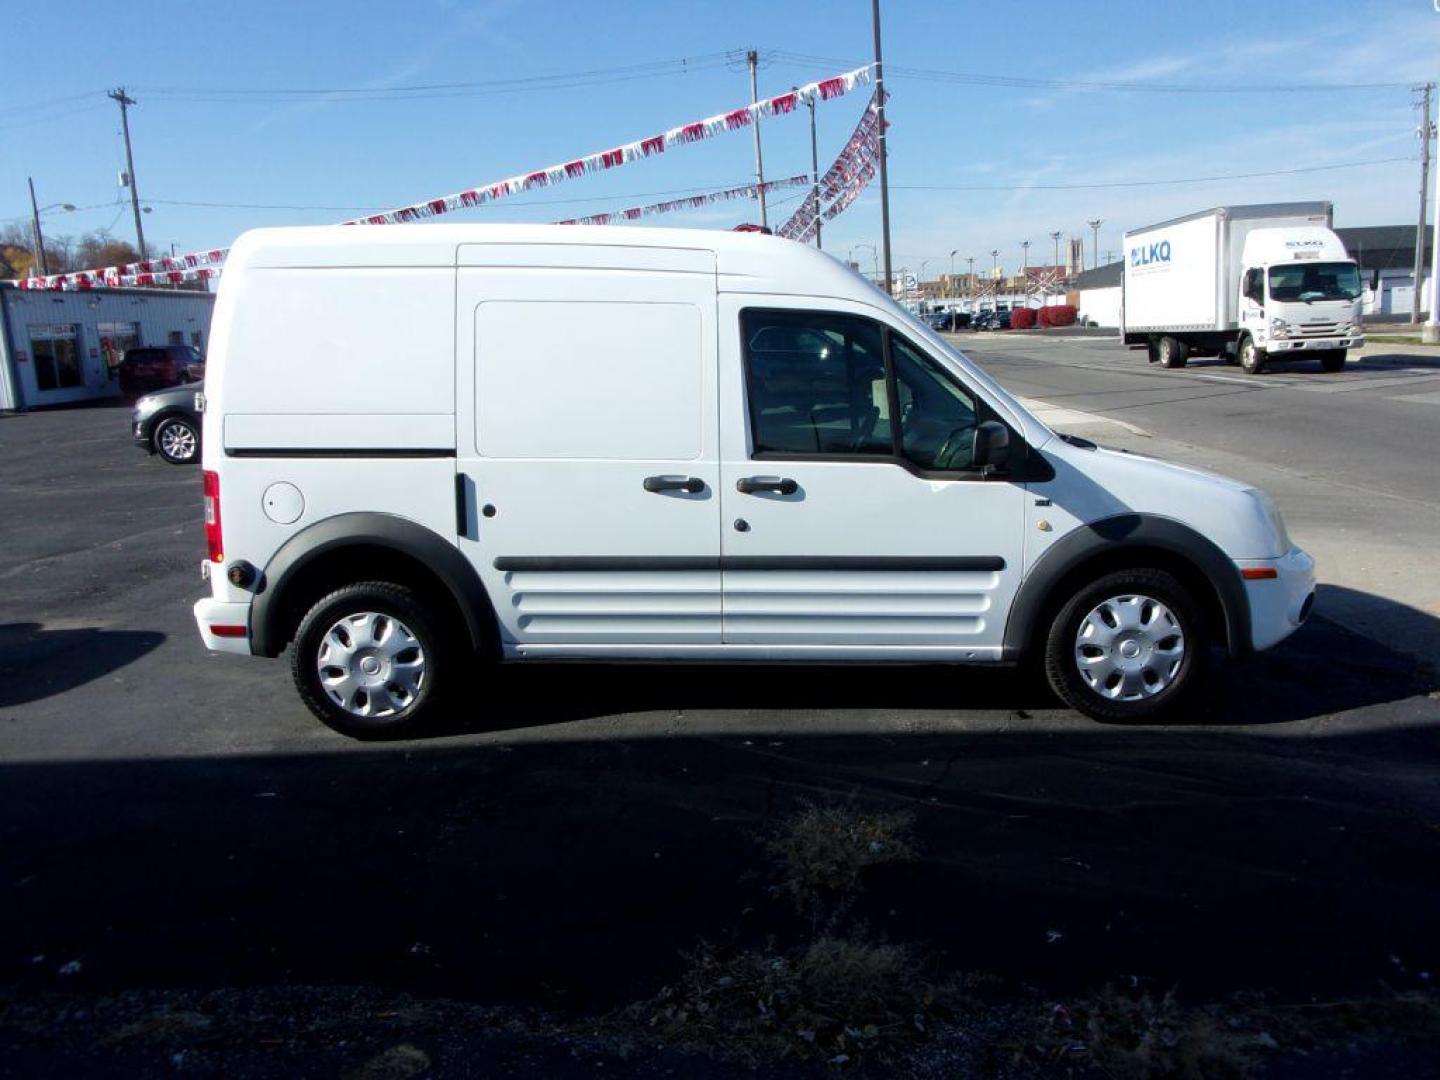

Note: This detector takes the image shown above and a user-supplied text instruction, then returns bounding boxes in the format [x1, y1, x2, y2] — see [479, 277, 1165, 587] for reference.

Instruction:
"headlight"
[1250, 489, 1291, 553]
[1269, 317, 1290, 338]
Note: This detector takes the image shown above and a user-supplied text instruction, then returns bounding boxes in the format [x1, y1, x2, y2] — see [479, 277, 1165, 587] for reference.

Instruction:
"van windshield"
[1268, 261, 1361, 302]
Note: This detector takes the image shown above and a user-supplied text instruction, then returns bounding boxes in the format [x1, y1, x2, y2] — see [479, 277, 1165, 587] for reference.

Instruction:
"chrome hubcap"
[315, 611, 425, 718]
[1074, 594, 1185, 701]
[160, 423, 196, 459]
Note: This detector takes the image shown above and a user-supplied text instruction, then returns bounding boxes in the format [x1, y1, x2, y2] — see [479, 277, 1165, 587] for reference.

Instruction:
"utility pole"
[805, 90, 821, 248]
[1413, 82, 1434, 324]
[27, 177, 47, 276]
[870, 0, 893, 297]
[746, 52, 768, 229]
[1429, 79, 1440, 342]
[109, 87, 147, 260]
[1087, 219, 1103, 271]
[1050, 230, 1062, 275]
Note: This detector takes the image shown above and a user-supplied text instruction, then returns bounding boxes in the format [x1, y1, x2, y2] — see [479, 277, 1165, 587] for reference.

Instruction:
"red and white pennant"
[9, 64, 871, 291]
[555, 174, 810, 226]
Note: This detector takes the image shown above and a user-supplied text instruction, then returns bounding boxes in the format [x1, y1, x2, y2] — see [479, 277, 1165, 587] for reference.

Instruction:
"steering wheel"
[934, 423, 976, 470]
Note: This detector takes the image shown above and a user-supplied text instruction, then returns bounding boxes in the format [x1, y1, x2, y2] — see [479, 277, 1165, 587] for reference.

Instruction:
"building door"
[29, 324, 82, 394]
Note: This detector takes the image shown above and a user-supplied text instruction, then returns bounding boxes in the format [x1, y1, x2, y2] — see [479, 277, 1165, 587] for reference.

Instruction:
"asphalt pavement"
[2, 371, 1439, 1076]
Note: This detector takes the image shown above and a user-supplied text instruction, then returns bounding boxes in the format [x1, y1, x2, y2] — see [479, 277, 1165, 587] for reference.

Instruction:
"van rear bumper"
[193, 597, 255, 655]
[1240, 546, 1316, 652]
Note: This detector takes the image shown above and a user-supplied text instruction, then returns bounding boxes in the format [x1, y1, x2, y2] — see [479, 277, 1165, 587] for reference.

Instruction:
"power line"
[0, 89, 108, 118]
[767, 49, 1413, 94]
[891, 156, 1413, 192]
[141, 180, 764, 213]
[135, 51, 740, 103]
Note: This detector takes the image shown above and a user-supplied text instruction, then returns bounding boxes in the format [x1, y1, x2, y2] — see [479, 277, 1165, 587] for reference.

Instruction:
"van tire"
[291, 582, 448, 739]
[1239, 335, 1266, 375]
[1043, 568, 1206, 722]
[1157, 335, 1188, 368]
[1317, 349, 1346, 372]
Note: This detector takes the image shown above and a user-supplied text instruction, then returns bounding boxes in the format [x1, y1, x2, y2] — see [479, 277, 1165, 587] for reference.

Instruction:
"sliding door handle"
[736, 476, 798, 495]
[643, 475, 706, 494]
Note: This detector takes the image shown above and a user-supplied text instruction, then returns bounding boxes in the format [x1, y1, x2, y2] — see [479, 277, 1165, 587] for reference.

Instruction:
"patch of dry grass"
[635, 936, 945, 1067]
[766, 803, 917, 924]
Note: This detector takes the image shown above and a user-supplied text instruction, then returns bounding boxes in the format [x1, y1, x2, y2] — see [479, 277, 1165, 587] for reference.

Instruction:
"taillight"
[203, 469, 223, 563]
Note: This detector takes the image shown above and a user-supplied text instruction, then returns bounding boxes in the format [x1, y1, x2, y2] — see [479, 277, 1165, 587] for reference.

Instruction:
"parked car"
[132, 383, 203, 465]
[950, 311, 972, 330]
[193, 224, 1313, 738]
[972, 310, 998, 331]
[117, 344, 205, 399]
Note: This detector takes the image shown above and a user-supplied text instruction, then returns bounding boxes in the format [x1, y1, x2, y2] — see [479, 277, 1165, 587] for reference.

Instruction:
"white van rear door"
[455, 243, 721, 653]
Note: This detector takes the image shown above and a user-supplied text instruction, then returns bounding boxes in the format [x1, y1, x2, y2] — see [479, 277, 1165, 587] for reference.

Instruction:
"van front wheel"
[291, 582, 447, 739]
[1043, 568, 1206, 722]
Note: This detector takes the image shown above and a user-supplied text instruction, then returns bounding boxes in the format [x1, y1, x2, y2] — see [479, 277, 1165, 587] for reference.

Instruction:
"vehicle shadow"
[0, 622, 165, 707]
[425, 588, 1434, 742]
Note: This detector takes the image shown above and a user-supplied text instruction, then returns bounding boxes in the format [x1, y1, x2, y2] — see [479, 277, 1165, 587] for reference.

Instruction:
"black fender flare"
[248, 512, 493, 657]
[1001, 513, 1252, 661]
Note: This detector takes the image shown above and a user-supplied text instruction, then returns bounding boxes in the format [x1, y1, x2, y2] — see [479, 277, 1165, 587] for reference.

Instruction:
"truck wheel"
[1043, 568, 1206, 722]
[1318, 349, 1346, 373]
[1157, 336, 1189, 369]
[291, 582, 448, 739]
[1239, 335, 1267, 375]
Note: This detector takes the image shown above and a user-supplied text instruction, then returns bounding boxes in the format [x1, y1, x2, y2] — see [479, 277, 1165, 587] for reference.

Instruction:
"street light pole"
[27, 177, 47, 276]
[1021, 240, 1030, 273]
[1050, 230, 1062, 275]
[805, 91, 821, 249]
[1087, 219, 1103, 271]
[870, 0, 893, 298]
[949, 249, 957, 295]
[1413, 81, 1434, 324]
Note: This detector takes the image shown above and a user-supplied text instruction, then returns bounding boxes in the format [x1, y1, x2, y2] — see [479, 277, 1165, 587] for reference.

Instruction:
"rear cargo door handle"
[736, 476, 798, 495]
[643, 475, 706, 494]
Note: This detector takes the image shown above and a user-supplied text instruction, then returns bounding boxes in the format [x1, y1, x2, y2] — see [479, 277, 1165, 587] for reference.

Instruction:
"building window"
[30, 324, 82, 391]
[168, 331, 185, 345]
[97, 321, 141, 379]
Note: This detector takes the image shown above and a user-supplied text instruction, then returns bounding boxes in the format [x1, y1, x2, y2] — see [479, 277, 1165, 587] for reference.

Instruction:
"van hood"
[1034, 437, 1287, 560]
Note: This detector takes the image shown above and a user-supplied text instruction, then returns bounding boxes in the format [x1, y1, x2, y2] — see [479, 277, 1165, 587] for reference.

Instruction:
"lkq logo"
[1129, 240, 1172, 274]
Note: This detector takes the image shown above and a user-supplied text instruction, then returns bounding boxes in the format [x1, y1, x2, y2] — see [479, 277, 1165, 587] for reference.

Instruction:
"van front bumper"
[1266, 335, 1363, 352]
[1239, 546, 1316, 652]
[194, 596, 254, 655]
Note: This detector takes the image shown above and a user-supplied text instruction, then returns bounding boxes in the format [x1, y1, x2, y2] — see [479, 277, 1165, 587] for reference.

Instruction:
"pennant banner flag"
[10, 64, 871, 290]
[555, 174, 809, 226]
[342, 64, 871, 226]
[776, 88, 884, 240]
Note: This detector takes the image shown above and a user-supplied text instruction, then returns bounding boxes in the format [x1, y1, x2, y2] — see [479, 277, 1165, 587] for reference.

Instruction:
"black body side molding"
[1001, 514, 1252, 661]
[249, 512, 492, 658]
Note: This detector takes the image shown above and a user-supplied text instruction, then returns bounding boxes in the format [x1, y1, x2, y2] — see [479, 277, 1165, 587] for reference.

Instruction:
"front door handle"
[736, 476, 798, 495]
[643, 475, 706, 494]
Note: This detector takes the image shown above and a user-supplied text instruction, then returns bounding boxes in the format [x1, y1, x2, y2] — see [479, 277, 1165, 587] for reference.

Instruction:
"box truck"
[1122, 202, 1364, 374]
[192, 224, 1313, 735]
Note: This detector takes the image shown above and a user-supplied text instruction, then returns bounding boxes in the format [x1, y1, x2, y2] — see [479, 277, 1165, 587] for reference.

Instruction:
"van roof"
[225, 223, 881, 301]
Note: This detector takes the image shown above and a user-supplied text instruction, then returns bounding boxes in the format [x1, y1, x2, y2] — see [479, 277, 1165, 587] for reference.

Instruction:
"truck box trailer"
[1122, 203, 1365, 374]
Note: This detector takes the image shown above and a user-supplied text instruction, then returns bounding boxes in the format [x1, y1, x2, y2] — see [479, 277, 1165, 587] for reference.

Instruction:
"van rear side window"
[475, 300, 703, 460]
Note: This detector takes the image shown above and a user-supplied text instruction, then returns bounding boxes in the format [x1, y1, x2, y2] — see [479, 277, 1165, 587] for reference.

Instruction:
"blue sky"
[3, 0, 1437, 278]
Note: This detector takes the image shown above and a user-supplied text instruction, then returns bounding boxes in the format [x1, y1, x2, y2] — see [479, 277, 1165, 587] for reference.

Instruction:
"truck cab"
[1236, 228, 1364, 373]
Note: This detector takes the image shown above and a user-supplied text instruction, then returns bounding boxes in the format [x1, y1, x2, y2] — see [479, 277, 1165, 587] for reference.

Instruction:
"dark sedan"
[132, 383, 203, 465]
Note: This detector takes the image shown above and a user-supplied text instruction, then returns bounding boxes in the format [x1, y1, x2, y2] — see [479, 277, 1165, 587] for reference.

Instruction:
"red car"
[117, 345, 205, 399]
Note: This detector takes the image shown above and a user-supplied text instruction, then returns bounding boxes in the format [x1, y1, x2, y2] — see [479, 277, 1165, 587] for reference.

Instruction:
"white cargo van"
[195, 225, 1314, 736]
[1122, 202, 1365, 374]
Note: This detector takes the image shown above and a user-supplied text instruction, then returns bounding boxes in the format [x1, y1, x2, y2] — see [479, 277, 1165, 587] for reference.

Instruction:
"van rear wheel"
[291, 582, 447, 739]
[1043, 568, 1206, 722]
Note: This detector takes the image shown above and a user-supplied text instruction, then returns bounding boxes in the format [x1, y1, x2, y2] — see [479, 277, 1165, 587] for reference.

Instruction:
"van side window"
[741, 310, 890, 456]
[890, 334, 980, 471]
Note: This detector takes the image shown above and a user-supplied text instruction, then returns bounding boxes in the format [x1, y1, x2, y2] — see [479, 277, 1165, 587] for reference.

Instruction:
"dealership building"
[0, 284, 216, 412]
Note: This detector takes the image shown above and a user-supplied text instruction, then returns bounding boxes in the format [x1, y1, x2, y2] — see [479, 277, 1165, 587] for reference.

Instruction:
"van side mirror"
[972, 420, 1010, 475]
